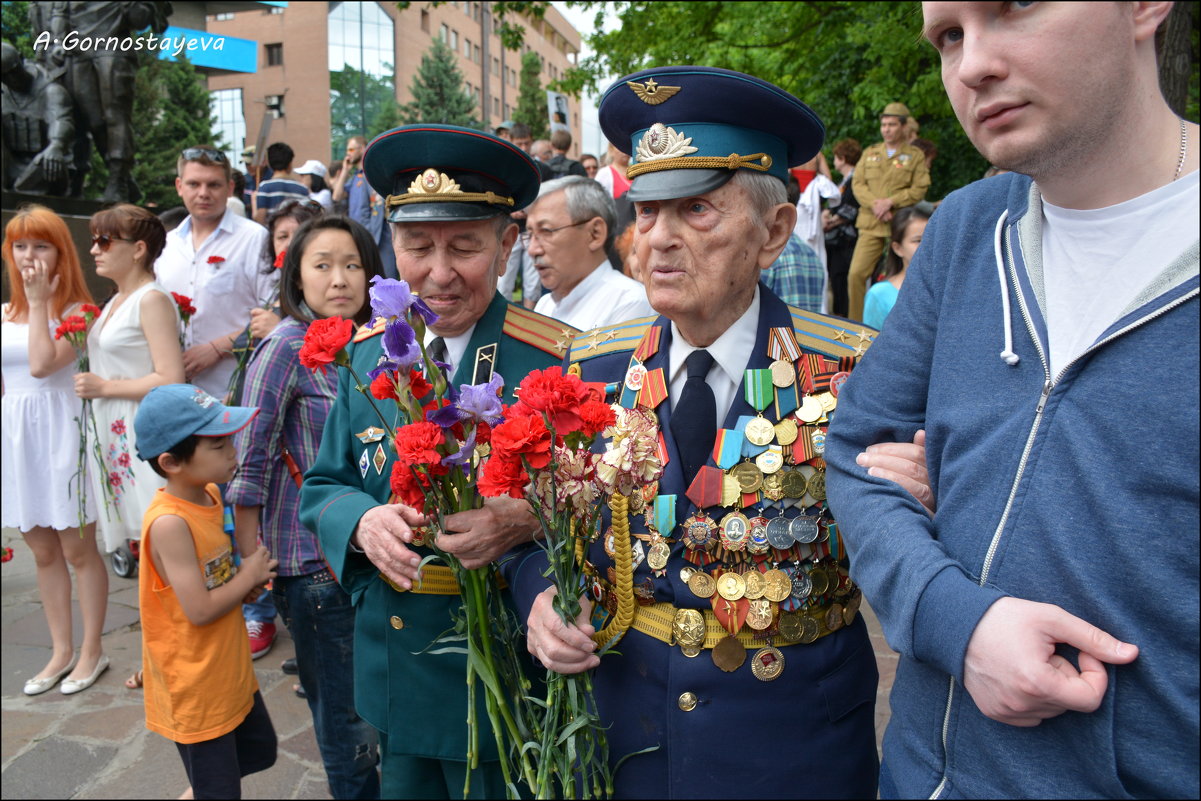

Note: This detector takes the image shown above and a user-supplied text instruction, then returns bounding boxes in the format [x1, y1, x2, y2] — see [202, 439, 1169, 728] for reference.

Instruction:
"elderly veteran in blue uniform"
[503, 67, 883, 799]
[299, 125, 573, 799]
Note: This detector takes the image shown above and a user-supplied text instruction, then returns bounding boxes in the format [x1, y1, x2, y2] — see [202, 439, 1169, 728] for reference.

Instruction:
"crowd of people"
[1, 2, 1196, 799]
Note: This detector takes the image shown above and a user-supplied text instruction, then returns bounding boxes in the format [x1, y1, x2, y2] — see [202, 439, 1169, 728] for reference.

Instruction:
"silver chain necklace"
[1173, 118, 1188, 181]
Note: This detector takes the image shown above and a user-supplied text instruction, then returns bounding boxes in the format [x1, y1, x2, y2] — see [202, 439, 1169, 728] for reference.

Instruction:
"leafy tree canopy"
[514, 51, 549, 140]
[398, 37, 481, 129]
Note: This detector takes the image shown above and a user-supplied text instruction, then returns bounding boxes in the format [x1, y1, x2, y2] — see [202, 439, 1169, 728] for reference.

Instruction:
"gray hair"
[731, 170, 788, 219]
[534, 175, 616, 251]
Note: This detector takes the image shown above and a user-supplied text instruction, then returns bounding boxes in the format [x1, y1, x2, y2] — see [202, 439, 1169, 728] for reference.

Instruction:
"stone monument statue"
[1, 42, 75, 196]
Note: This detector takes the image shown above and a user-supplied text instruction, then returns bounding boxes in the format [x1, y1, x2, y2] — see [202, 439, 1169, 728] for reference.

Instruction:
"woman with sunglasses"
[227, 216, 384, 798]
[77, 205, 184, 561]
[2, 205, 112, 696]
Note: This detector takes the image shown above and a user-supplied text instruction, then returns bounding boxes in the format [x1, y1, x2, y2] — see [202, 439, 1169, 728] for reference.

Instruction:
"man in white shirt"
[154, 146, 272, 399]
[527, 176, 653, 331]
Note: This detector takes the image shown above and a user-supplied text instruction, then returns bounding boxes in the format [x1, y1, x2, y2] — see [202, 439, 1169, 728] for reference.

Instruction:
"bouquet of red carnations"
[480, 367, 665, 799]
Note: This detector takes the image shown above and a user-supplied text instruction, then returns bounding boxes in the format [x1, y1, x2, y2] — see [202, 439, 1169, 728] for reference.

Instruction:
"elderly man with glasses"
[527, 175, 653, 331]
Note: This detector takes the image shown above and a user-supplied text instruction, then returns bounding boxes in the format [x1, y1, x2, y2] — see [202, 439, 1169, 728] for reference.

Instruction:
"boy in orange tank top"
[134, 384, 279, 799]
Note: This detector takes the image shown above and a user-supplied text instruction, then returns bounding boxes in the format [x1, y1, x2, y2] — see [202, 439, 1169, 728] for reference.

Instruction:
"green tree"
[398, 38, 481, 128]
[513, 51, 549, 140]
[1, 0, 35, 58]
[330, 63, 398, 154]
[84, 49, 222, 208]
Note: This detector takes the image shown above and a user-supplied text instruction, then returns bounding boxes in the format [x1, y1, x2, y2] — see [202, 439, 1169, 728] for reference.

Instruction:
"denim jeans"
[273, 569, 380, 800]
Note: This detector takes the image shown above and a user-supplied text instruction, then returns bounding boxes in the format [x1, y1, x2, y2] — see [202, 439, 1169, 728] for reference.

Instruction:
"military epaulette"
[502, 304, 577, 358]
[352, 316, 386, 343]
[787, 306, 878, 359]
[568, 315, 659, 363]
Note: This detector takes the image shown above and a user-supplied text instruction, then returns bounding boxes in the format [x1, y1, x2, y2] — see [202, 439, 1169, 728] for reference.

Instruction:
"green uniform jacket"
[298, 292, 572, 761]
[851, 141, 930, 236]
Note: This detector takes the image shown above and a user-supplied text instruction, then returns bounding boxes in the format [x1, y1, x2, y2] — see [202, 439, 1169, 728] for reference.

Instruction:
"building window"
[473, 44, 480, 63]
[451, 29, 458, 49]
[210, 88, 245, 166]
[329, 2, 396, 158]
[440, 23, 449, 43]
[493, 96, 500, 116]
[464, 38, 471, 58]
[265, 42, 283, 66]
[269, 6, 283, 14]
[491, 56, 499, 76]
[215, 12, 234, 21]
[421, 9, 429, 32]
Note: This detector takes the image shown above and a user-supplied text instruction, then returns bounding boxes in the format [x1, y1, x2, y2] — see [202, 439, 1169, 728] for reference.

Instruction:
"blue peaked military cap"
[363, 124, 542, 222]
[598, 65, 825, 201]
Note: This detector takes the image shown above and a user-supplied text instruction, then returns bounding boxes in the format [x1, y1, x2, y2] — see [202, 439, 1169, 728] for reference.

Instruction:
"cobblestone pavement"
[2, 526, 898, 799]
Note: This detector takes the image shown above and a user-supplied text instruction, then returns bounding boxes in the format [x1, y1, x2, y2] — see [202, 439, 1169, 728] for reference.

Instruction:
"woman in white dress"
[2, 205, 111, 695]
[75, 205, 183, 557]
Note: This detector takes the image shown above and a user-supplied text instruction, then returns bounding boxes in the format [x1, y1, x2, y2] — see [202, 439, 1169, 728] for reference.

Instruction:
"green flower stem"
[345, 363, 397, 446]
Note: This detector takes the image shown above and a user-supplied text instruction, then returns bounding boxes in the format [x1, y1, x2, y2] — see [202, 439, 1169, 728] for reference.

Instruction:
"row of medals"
[629, 360, 860, 682]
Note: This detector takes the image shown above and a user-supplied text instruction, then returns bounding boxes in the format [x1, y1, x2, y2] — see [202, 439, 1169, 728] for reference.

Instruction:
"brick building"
[205, 1, 582, 167]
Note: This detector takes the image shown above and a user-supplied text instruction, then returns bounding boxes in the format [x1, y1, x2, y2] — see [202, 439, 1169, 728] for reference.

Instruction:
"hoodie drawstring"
[994, 210, 1020, 366]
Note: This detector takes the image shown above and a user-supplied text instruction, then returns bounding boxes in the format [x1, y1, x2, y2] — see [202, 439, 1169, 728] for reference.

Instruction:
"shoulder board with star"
[352, 316, 386, 343]
[502, 304, 578, 358]
[568, 315, 658, 363]
[787, 305, 878, 359]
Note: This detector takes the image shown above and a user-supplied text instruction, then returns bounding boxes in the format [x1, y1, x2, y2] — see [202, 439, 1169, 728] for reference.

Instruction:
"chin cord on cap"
[993, 210, 1020, 366]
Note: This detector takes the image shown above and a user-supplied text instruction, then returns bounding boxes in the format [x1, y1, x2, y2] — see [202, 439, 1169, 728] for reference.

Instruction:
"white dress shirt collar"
[667, 286, 760, 424]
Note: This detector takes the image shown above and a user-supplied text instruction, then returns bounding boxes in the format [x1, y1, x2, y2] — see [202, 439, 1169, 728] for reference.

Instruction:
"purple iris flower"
[382, 318, 422, 368]
[367, 357, 401, 381]
[443, 429, 477, 468]
[427, 402, 462, 429]
[411, 297, 438, 325]
[369, 276, 415, 319]
[456, 372, 505, 425]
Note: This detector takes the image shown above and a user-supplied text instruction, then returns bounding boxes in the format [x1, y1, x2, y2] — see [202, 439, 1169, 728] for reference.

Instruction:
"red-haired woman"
[2, 205, 111, 695]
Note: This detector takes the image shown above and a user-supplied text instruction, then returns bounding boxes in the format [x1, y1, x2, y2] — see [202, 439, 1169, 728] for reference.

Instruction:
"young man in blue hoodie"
[827, 2, 1198, 798]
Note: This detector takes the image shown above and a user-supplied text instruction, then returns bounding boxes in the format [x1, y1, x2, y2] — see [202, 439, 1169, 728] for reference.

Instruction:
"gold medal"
[746, 598, 773, 631]
[647, 539, 670, 570]
[720, 474, 742, 507]
[672, 608, 706, 649]
[809, 565, 831, 596]
[754, 448, 783, 474]
[815, 392, 837, 413]
[744, 416, 776, 447]
[781, 468, 807, 498]
[712, 634, 746, 672]
[763, 569, 792, 603]
[716, 571, 746, 601]
[688, 571, 717, 599]
[769, 359, 795, 388]
[730, 461, 764, 493]
[743, 569, 766, 600]
[807, 470, 827, 501]
[679, 565, 697, 585]
[761, 471, 785, 501]
[778, 610, 803, 641]
[797, 395, 823, 424]
[751, 645, 785, 681]
[825, 603, 845, 632]
[843, 592, 862, 626]
[773, 417, 798, 446]
[681, 645, 702, 658]
[799, 614, 820, 644]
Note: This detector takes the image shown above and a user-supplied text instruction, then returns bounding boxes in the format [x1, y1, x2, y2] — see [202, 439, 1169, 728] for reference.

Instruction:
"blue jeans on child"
[273, 568, 380, 800]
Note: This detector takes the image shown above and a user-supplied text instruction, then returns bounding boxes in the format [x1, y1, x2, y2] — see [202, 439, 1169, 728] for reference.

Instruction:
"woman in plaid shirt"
[228, 216, 384, 799]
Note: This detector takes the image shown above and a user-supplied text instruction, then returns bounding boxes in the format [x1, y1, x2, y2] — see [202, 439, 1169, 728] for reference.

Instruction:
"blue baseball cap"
[598, 65, 825, 202]
[134, 384, 258, 461]
[362, 124, 542, 223]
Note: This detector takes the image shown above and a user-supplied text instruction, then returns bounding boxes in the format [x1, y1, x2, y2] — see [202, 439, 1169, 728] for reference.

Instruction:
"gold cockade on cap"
[627, 77, 682, 106]
[635, 123, 699, 162]
[409, 168, 462, 195]
[385, 167, 515, 209]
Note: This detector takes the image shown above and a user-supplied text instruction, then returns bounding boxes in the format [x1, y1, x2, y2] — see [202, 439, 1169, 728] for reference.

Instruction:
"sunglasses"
[180, 147, 229, 163]
[91, 234, 137, 251]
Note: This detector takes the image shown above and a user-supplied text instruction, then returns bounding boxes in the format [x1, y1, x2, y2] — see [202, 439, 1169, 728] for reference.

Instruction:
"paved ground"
[1, 525, 898, 799]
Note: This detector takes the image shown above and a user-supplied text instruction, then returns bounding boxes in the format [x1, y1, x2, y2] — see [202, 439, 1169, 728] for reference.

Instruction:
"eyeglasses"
[180, 147, 229, 163]
[91, 234, 137, 251]
[519, 219, 591, 246]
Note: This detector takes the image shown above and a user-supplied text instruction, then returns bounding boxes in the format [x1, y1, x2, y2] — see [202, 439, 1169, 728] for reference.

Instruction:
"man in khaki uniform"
[847, 102, 930, 320]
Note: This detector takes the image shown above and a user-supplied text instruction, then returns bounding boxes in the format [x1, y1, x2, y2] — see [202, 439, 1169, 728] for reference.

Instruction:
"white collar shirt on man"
[667, 285, 761, 425]
[154, 207, 272, 397]
[423, 324, 476, 380]
[534, 259, 654, 332]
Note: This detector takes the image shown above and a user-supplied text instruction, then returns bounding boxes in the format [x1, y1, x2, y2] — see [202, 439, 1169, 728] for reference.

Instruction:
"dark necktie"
[427, 336, 449, 376]
[671, 349, 716, 489]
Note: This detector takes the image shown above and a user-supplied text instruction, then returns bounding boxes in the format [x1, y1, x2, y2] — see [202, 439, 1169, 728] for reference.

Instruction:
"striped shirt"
[227, 317, 335, 576]
[764, 233, 826, 314]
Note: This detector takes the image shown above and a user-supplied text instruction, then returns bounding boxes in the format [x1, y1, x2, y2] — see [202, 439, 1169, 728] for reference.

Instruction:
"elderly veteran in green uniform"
[503, 66, 886, 799]
[299, 125, 572, 799]
[847, 102, 930, 321]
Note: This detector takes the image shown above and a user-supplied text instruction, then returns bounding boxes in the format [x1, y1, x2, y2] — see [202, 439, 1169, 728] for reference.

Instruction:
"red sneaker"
[247, 620, 276, 660]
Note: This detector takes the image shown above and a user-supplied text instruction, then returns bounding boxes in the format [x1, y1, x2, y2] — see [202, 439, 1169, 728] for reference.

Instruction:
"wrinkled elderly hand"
[526, 587, 599, 674]
[353, 503, 430, 589]
[436, 495, 538, 569]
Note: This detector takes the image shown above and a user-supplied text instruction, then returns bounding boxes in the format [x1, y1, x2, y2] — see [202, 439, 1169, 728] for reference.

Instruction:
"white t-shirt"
[533, 259, 653, 332]
[1041, 169, 1198, 376]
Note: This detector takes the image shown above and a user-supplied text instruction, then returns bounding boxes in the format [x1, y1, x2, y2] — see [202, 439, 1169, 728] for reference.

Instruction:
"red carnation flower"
[298, 316, 354, 372]
[273, 249, 286, 270]
[389, 462, 430, 512]
[207, 255, 225, 265]
[170, 292, 197, 319]
[393, 421, 444, 467]
[408, 369, 432, 401]
[370, 370, 398, 401]
[477, 453, 529, 499]
[579, 400, 616, 437]
[79, 303, 102, 319]
[489, 415, 552, 469]
[511, 367, 590, 432]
